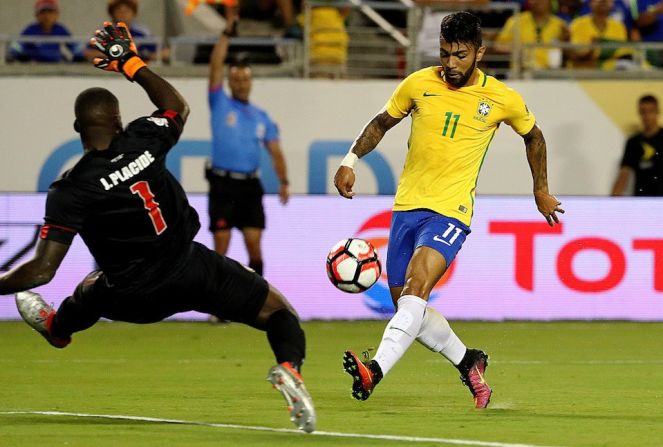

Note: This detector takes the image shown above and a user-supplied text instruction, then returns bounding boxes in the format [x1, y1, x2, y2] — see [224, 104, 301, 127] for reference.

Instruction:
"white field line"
[0, 411, 562, 447]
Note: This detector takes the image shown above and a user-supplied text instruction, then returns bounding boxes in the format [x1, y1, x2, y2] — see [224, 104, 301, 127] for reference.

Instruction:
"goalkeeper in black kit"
[0, 22, 316, 433]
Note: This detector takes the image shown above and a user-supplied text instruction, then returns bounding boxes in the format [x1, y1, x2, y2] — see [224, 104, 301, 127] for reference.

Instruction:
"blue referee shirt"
[209, 85, 279, 173]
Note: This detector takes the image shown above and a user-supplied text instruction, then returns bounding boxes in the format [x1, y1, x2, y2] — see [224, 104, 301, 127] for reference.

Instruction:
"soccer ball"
[326, 238, 382, 293]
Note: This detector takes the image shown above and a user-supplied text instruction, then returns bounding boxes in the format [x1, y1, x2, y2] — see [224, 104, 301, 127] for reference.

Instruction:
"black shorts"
[207, 174, 265, 232]
[72, 242, 269, 325]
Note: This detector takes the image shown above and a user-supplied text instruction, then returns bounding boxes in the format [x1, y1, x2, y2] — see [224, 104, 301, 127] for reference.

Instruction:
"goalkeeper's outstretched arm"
[134, 68, 190, 124]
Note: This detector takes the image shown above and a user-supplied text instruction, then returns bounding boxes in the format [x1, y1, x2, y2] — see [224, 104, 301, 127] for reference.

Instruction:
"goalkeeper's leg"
[252, 285, 316, 433]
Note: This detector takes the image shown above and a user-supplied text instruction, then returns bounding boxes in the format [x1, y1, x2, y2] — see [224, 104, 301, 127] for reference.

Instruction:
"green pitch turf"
[1, 320, 662, 446]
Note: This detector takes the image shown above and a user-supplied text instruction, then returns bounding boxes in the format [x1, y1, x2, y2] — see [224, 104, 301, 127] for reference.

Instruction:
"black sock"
[367, 360, 383, 385]
[249, 259, 263, 276]
[265, 309, 305, 372]
[456, 348, 478, 373]
[51, 295, 101, 338]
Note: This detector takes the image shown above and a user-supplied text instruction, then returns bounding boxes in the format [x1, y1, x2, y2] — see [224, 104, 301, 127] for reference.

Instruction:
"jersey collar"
[438, 67, 487, 90]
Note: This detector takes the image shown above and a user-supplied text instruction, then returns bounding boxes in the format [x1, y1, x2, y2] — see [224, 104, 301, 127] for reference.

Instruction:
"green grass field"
[1, 320, 662, 446]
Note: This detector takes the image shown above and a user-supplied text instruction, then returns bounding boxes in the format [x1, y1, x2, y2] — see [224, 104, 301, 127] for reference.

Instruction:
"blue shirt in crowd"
[575, 0, 634, 28]
[633, 0, 663, 41]
[208, 86, 279, 173]
[10, 23, 83, 62]
[128, 23, 157, 59]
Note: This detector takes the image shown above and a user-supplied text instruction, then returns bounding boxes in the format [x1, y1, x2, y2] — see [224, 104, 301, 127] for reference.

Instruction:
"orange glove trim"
[123, 56, 147, 79]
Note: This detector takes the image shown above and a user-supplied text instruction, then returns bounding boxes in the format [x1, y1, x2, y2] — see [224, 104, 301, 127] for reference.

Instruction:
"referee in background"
[207, 9, 289, 277]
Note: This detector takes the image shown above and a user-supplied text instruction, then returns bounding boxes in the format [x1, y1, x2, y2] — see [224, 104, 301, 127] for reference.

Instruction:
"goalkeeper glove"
[91, 21, 146, 82]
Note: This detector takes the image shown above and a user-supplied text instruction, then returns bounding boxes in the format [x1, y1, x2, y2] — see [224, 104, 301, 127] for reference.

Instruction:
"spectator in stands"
[86, 0, 165, 62]
[612, 95, 663, 196]
[415, 0, 488, 62]
[232, 0, 300, 38]
[631, 0, 663, 66]
[576, 0, 638, 38]
[568, 0, 632, 69]
[495, 0, 569, 70]
[555, 0, 583, 22]
[9, 0, 84, 63]
[301, 1, 350, 76]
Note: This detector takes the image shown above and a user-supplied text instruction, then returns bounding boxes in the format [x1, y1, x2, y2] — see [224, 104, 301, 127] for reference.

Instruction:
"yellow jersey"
[385, 67, 536, 226]
[568, 15, 630, 69]
[495, 12, 567, 69]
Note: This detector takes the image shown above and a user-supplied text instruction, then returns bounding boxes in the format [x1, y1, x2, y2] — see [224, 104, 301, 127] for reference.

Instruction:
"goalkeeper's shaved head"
[74, 87, 122, 151]
[75, 87, 120, 128]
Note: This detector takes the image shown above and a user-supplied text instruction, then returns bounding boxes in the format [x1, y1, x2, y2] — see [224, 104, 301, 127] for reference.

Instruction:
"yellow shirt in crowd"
[569, 15, 630, 69]
[385, 67, 536, 226]
[496, 12, 567, 69]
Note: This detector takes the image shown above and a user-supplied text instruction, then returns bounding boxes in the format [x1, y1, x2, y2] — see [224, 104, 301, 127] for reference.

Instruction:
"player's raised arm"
[522, 124, 565, 226]
[0, 238, 70, 295]
[334, 110, 401, 199]
[90, 21, 189, 123]
[209, 10, 237, 90]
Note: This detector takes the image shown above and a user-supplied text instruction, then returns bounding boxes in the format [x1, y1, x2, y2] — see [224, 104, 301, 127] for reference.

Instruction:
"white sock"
[416, 307, 467, 365]
[373, 295, 427, 376]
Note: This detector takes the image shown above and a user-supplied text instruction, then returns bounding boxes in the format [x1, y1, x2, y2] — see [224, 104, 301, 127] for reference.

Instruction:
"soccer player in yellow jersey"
[334, 12, 564, 409]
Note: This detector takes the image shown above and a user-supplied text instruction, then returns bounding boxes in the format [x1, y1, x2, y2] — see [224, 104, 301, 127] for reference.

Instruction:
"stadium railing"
[0, 34, 302, 77]
[4, 7, 663, 80]
[0, 35, 165, 67]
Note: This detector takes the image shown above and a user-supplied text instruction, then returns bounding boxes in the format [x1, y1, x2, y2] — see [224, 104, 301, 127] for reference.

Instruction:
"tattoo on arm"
[523, 125, 549, 193]
[350, 111, 402, 158]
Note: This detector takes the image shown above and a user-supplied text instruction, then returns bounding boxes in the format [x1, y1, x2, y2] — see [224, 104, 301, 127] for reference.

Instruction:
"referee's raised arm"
[209, 9, 237, 90]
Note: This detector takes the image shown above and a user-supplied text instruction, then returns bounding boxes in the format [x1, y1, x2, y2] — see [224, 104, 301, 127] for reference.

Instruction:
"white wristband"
[340, 152, 359, 169]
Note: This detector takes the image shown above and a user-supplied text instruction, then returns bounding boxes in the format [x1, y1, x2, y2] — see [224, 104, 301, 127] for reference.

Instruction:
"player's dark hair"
[440, 12, 482, 49]
[229, 53, 251, 70]
[75, 87, 119, 126]
[639, 94, 658, 107]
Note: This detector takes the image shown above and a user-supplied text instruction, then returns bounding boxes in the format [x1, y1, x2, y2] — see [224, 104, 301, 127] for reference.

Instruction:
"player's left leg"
[389, 281, 469, 379]
[238, 179, 266, 276]
[241, 227, 263, 276]
[411, 217, 492, 408]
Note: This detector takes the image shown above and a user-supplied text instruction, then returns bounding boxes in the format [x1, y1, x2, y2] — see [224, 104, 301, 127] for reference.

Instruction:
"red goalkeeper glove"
[91, 21, 146, 81]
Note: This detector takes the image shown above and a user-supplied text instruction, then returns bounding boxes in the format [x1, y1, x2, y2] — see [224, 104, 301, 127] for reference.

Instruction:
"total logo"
[355, 210, 455, 315]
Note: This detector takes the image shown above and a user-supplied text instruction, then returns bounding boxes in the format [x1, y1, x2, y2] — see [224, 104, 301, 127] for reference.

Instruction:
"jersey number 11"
[442, 112, 460, 139]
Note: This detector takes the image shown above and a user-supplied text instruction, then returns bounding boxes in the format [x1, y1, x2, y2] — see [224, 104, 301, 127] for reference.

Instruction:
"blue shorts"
[386, 209, 471, 288]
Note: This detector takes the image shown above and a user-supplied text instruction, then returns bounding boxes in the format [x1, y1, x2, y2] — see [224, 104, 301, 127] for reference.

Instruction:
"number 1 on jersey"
[130, 181, 167, 235]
